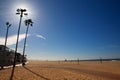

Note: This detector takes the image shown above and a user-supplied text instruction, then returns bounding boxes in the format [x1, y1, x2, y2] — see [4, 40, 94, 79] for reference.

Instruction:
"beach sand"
[0, 61, 120, 80]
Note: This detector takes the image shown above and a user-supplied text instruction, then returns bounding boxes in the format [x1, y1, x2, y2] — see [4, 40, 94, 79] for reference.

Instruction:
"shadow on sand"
[23, 66, 50, 80]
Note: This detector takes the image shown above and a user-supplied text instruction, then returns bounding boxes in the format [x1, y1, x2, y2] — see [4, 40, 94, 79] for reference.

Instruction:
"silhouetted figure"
[65, 59, 67, 62]
[100, 57, 102, 64]
[77, 58, 79, 64]
[23, 62, 25, 66]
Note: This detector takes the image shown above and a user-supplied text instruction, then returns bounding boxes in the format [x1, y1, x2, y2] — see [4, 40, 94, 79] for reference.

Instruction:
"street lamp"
[22, 19, 33, 66]
[10, 8, 28, 80]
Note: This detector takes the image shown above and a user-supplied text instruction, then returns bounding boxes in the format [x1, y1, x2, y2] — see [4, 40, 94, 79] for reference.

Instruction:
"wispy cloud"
[36, 34, 46, 40]
[0, 34, 30, 46]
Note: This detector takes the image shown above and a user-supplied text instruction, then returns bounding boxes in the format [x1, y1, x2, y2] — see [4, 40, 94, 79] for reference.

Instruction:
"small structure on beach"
[0, 45, 27, 69]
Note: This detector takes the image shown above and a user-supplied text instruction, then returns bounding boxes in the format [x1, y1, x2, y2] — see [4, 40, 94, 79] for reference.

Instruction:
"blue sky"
[0, 0, 120, 60]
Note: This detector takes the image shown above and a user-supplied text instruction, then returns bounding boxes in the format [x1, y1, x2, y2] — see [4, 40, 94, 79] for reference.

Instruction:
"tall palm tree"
[4, 22, 11, 52]
[22, 19, 33, 66]
[1, 22, 11, 69]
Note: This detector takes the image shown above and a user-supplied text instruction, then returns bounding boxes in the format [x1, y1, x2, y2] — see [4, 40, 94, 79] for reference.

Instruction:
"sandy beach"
[0, 61, 120, 80]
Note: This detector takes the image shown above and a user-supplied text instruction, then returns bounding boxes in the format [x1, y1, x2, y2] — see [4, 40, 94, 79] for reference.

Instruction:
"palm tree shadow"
[23, 66, 50, 80]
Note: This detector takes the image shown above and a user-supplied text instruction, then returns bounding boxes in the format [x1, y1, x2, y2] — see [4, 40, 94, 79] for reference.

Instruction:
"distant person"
[100, 57, 102, 64]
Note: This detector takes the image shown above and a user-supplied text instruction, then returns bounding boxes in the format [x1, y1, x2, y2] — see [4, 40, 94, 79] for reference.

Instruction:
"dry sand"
[0, 61, 120, 80]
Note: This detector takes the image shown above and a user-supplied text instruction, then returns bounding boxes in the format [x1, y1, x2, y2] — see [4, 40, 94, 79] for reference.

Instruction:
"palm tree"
[1, 22, 11, 69]
[22, 19, 33, 66]
[4, 22, 11, 52]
